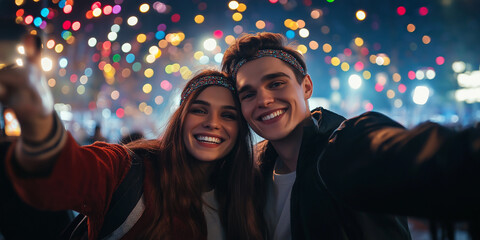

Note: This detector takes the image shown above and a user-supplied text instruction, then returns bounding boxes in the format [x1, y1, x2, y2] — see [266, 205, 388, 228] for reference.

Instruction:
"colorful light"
[171, 13, 181, 23]
[356, 10, 366, 21]
[397, 6, 406, 15]
[419, 7, 428, 16]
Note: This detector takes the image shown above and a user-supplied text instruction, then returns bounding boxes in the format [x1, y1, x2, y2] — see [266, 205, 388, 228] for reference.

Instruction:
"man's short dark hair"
[221, 32, 307, 83]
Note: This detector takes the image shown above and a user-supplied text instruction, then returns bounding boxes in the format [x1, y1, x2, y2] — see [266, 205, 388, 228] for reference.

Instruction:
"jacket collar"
[258, 107, 346, 173]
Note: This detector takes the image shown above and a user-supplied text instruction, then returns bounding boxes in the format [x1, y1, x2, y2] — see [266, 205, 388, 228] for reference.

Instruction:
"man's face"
[235, 57, 312, 141]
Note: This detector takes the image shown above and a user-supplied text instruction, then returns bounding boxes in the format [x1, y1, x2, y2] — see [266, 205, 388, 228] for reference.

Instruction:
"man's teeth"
[262, 110, 285, 121]
[196, 135, 221, 144]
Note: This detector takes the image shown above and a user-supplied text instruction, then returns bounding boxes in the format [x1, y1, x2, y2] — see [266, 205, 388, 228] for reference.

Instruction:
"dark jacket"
[1, 140, 73, 239]
[319, 111, 480, 238]
[257, 107, 411, 240]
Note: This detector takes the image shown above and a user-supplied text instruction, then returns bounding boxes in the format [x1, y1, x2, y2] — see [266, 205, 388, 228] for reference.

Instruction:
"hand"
[0, 64, 54, 141]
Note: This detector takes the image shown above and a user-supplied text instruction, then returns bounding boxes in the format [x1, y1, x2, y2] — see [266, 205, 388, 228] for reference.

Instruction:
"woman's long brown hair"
[127, 70, 265, 239]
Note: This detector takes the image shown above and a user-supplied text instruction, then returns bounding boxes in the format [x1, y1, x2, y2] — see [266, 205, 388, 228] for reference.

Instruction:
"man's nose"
[257, 89, 274, 107]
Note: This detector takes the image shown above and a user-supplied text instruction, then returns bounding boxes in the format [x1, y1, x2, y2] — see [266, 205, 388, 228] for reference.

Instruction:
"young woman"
[1, 68, 265, 239]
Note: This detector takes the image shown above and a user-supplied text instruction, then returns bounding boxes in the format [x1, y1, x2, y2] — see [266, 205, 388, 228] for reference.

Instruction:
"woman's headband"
[180, 75, 235, 104]
[232, 49, 306, 80]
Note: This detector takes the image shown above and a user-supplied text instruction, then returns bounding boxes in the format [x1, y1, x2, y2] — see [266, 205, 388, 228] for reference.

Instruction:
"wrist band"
[20, 112, 67, 159]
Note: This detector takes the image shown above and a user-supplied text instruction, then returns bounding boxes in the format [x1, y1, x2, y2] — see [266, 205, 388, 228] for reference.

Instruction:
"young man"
[222, 32, 412, 239]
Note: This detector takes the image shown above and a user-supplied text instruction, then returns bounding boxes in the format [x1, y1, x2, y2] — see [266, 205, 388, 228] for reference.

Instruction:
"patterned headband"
[232, 49, 306, 80]
[180, 75, 235, 104]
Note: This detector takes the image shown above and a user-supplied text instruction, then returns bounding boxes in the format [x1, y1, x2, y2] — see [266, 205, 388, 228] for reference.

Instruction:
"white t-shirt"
[203, 190, 226, 240]
[265, 165, 297, 240]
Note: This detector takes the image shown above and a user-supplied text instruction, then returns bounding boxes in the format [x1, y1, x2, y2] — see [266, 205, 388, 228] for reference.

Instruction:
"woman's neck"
[193, 160, 218, 192]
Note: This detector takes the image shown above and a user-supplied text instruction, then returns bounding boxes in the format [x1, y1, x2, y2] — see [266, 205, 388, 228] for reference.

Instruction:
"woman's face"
[182, 86, 239, 162]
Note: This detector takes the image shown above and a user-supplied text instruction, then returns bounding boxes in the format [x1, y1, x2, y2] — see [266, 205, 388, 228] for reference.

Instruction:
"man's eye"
[240, 92, 255, 100]
[269, 81, 284, 88]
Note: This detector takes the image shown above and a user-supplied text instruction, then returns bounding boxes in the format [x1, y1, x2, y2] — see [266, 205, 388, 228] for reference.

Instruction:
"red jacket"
[6, 132, 155, 240]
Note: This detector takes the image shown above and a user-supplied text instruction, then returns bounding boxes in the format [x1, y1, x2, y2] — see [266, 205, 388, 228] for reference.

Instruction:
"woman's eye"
[190, 108, 206, 114]
[222, 112, 237, 120]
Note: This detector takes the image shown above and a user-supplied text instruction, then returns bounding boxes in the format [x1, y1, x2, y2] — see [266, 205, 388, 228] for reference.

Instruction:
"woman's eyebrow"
[192, 100, 237, 110]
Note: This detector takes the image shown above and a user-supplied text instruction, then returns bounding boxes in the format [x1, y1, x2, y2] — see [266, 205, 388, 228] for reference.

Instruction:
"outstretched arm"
[319, 112, 480, 219]
[0, 64, 62, 173]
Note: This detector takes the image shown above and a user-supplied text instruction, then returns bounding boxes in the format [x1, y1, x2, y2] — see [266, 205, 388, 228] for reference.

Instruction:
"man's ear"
[302, 74, 313, 99]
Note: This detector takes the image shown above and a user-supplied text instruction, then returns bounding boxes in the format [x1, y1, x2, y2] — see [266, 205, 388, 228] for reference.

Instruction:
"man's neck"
[270, 123, 304, 174]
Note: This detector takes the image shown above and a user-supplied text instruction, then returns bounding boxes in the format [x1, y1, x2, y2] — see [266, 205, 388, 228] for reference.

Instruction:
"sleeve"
[318, 111, 480, 219]
[6, 131, 132, 218]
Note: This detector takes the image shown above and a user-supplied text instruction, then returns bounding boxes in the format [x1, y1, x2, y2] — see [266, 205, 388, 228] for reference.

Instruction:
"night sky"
[2, 0, 479, 139]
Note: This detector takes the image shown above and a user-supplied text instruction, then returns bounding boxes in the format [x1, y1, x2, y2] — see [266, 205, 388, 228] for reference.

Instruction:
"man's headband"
[180, 75, 235, 104]
[232, 49, 306, 80]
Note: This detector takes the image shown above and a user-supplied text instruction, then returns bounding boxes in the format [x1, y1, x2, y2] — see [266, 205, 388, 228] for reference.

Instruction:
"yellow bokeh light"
[387, 90, 395, 99]
[225, 35, 236, 45]
[331, 57, 340, 66]
[104, 64, 113, 73]
[323, 43, 332, 53]
[139, 3, 150, 13]
[369, 55, 377, 64]
[288, 21, 299, 30]
[144, 68, 154, 78]
[422, 35, 431, 44]
[15, 0, 24, 6]
[155, 49, 162, 58]
[256, 20, 266, 29]
[237, 3, 247, 12]
[92, 8, 102, 17]
[55, 44, 64, 53]
[137, 33, 147, 43]
[297, 45, 308, 54]
[232, 12, 243, 21]
[172, 63, 181, 72]
[144, 106, 153, 115]
[180, 66, 190, 75]
[309, 41, 319, 50]
[383, 56, 391, 66]
[341, 62, 350, 71]
[194, 15, 205, 24]
[363, 70, 372, 79]
[284, 19, 293, 28]
[354, 37, 364, 47]
[139, 102, 147, 112]
[407, 24, 416, 32]
[228, 1, 239, 10]
[393, 73, 401, 82]
[143, 84, 152, 93]
[356, 10, 366, 21]
[194, 51, 204, 60]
